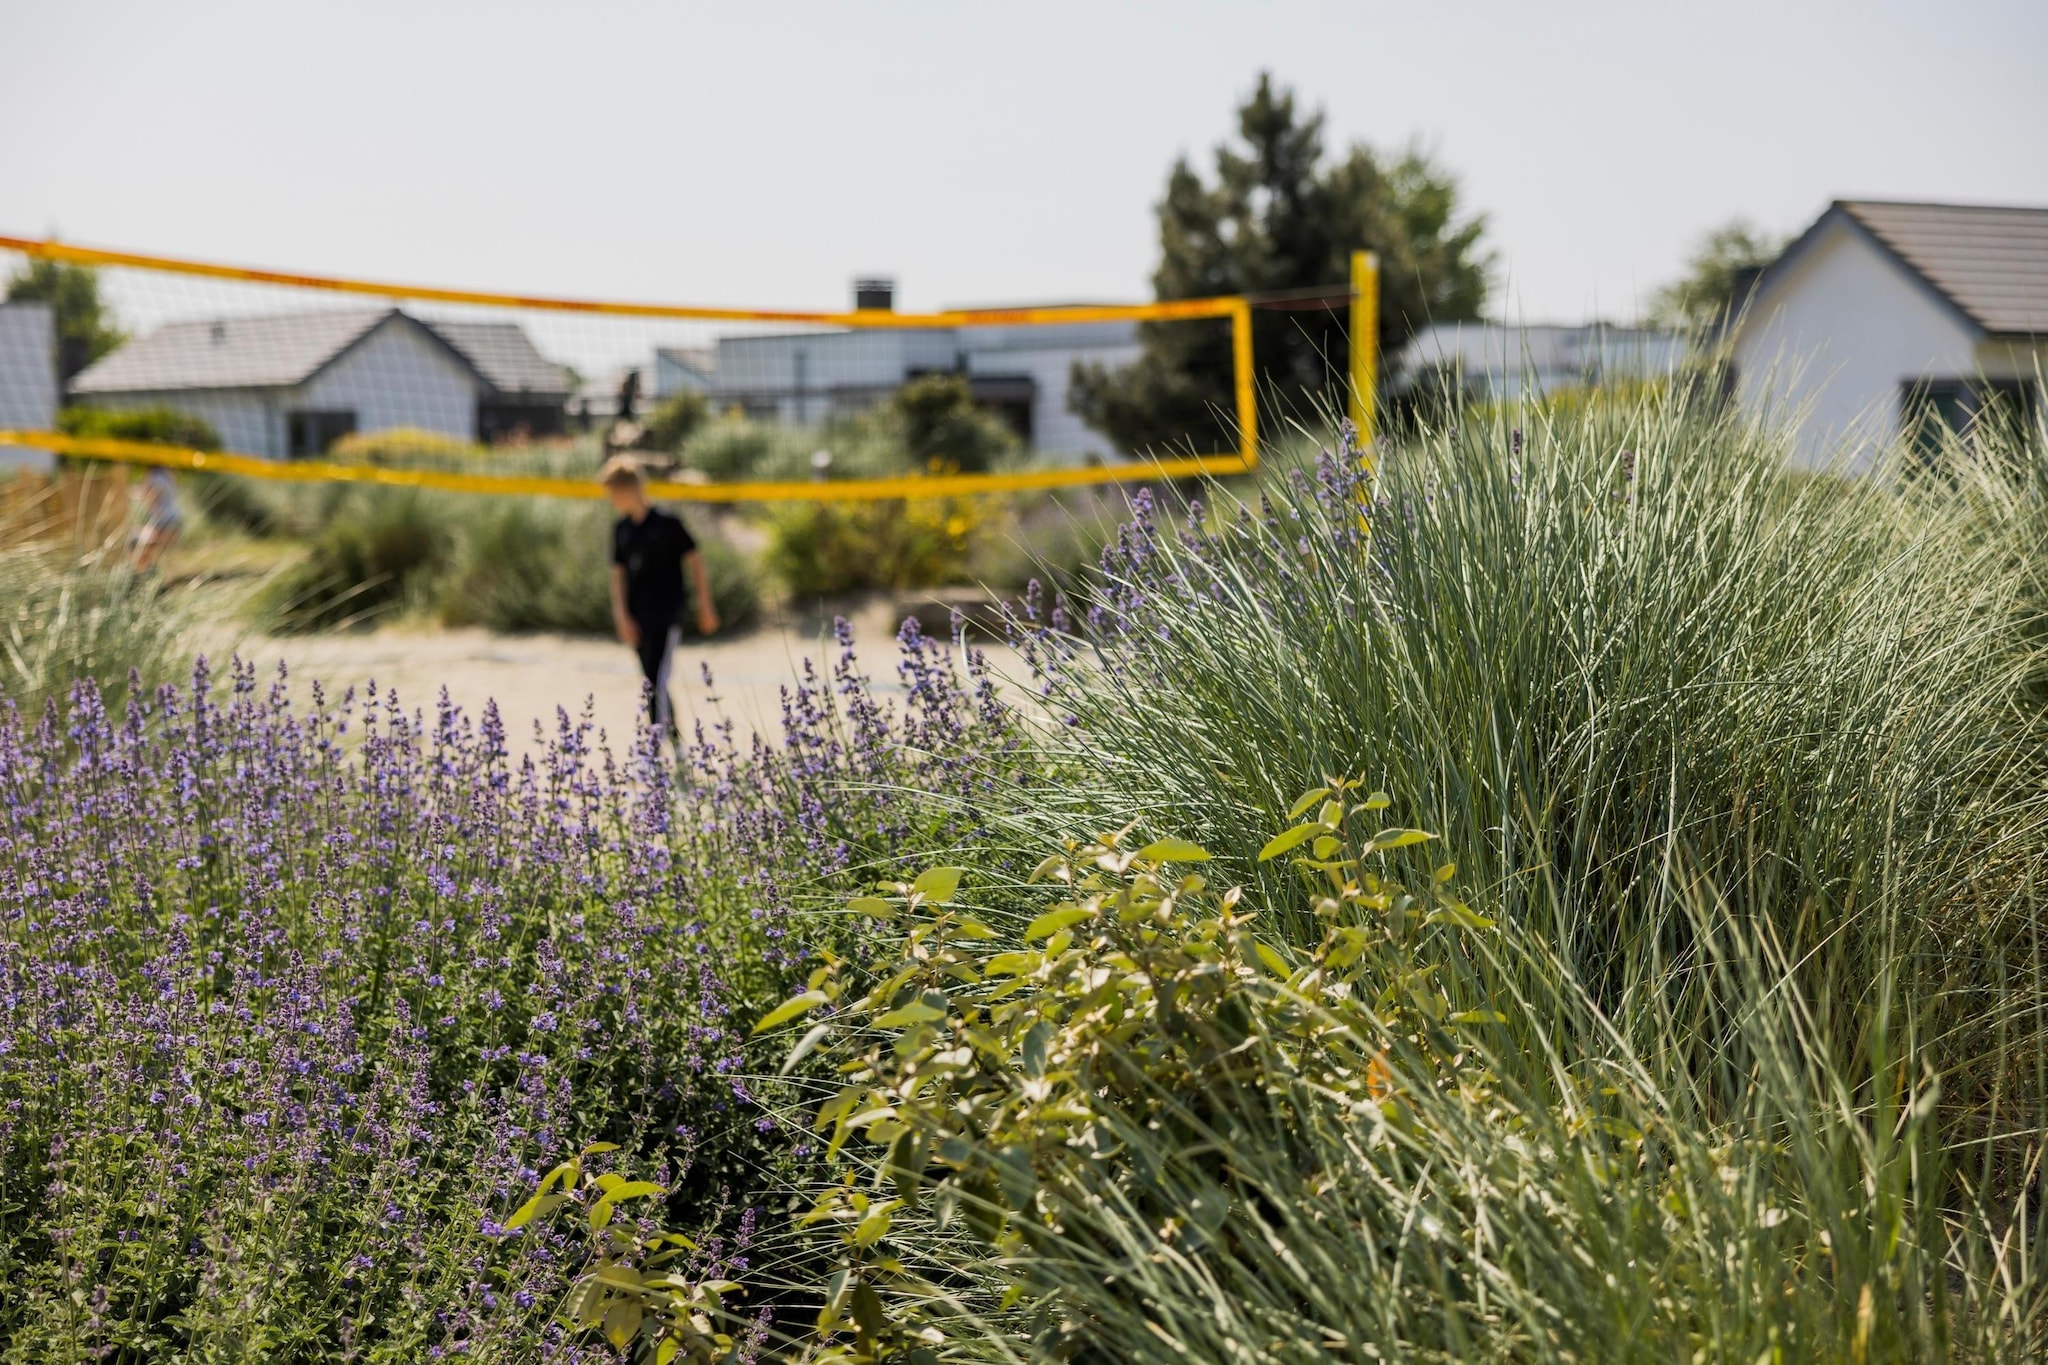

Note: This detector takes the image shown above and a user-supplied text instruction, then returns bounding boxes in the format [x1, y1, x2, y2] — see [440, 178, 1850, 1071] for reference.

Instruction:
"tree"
[1648, 220, 1782, 329]
[5, 258, 126, 388]
[889, 373, 1017, 474]
[1072, 73, 1491, 454]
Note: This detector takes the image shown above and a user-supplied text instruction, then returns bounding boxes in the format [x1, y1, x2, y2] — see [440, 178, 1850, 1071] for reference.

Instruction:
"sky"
[4, 0, 2045, 340]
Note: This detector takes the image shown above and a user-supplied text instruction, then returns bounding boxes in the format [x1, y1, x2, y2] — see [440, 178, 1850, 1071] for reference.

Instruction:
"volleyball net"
[0, 236, 1375, 503]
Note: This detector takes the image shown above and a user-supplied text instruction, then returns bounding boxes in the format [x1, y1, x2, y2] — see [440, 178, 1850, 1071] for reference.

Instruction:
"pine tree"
[1073, 74, 1491, 454]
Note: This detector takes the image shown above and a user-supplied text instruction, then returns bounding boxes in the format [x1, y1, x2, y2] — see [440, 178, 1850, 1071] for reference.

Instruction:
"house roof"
[1784, 200, 2048, 337]
[70, 308, 396, 394]
[426, 320, 574, 396]
[654, 345, 717, 378]
[71, 307, 573, 398]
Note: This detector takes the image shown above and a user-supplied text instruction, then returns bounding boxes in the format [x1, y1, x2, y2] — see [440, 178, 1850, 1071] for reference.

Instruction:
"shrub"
[263, 487, 453, 631]
[682, 417, 784, 482]
[642, 390, 710, 454]
[436, 498, 762, 637]
[544, 784, 2048, 1360]
[437, 497, 615, 635]
[57, 404, 221, 451]
[890, 373, 1018, 475]
[328, 425, 483, 464]
[764, 497, 984, 599]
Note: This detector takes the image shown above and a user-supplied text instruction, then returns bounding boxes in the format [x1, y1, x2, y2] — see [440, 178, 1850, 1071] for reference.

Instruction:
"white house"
[1392, 322, 1686, 404]
[1730, 200, 2048, 470]
[0, 301, 57, 472]
[69, 308, 572, 457]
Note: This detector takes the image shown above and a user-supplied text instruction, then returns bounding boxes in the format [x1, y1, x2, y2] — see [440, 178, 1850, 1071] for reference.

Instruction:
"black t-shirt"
[612, 507, 697, 627]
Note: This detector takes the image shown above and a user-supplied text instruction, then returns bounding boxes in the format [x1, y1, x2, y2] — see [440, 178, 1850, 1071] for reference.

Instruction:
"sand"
[211, 600, 1028, 756]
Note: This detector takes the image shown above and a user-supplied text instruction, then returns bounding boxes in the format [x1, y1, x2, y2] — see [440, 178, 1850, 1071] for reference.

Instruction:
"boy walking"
[602, 458, 718, 734]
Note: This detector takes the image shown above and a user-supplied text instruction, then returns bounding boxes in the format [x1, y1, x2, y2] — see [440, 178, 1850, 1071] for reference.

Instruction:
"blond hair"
[598, 456, 645, 490]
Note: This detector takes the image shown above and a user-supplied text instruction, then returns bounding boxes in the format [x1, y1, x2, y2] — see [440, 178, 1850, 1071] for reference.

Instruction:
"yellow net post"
[1348, 250, 1379, 450]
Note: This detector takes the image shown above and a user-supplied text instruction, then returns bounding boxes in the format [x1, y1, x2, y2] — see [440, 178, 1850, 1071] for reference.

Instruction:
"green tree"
[641, 389, 709, 454]
[1648, 219, 1782, 328]
[890, 372, 1017, 474]
[1072, 73, 1491, 454]
[4, 258, 127, 387]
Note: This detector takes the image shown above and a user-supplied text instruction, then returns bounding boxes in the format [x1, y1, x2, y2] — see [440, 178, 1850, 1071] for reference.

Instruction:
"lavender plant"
[0, 614, 1020, 1359]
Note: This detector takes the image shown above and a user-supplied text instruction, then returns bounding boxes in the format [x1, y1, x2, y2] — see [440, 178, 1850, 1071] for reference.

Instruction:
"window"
[287, 410, 357, 458]
[1901, 379, 2041, 471]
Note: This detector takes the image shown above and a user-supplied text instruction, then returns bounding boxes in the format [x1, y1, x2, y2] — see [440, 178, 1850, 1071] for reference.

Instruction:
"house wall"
[965, 341, 1139, 462]
[84, 388, 286, 458]
[1978, 338, 2048, 383]
[715, 330, 960, 424]
[1732, 219, 1980, 471]
[0, 302, 57, 472]
[302, 317, 482, 442]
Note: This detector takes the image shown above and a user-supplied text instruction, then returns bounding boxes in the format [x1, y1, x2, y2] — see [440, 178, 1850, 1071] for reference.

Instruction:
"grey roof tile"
[1841, 200, 2048, 336]
[425, 320, 573, 396]
[70, 308, 393, 393]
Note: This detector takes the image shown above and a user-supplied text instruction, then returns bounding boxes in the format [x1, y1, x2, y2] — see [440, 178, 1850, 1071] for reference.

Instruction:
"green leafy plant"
[503, 1143, 745, 1362]
[643, 390, 711, 455]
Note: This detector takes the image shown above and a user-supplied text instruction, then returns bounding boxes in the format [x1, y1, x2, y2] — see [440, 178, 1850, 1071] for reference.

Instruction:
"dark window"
[1902, 379, 2042, 471]
[287, 410, 357, 457]
[477, 398, 565, 444]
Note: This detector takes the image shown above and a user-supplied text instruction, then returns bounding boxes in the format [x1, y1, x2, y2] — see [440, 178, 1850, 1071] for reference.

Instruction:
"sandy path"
[213, 602, 1028, 755]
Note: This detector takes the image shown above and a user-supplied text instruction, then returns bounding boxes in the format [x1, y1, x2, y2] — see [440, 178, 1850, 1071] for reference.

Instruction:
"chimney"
[854, 277, 895, 311]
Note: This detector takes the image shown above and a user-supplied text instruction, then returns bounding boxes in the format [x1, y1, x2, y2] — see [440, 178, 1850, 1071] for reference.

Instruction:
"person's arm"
[610, 565, 639, 646]
[686, 550, 719, 636]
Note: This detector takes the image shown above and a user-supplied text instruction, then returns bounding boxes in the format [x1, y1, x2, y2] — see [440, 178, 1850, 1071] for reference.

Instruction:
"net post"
[1349, 250, 1379, 452]
[1230, 297, 1257, 469]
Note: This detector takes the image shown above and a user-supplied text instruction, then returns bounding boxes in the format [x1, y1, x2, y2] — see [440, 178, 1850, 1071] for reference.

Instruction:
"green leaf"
[1432, 900, 1495, 930]
[873, 1000, 945, 1029]
[1020, 1020, 1051, 1078]
[912, 866, 964, 903]
[752, 989, 830, 1035]
[952, 918, 1000, 940]
[848, 896, 895, 919]
[1257, 823, 1323, 862]
[1024, 905, 1093, 940]
[781, 1021, 834, 1075]
[1254, 942, 1292, 979]
[1371, 828, 1435, 850]
[1451, 1009, 1508, 1024]
[607, 1180, 664, 1202]
[1287, 787, 1333, 820]
[502, 1190, 565, 1230]
[1136, 837, 1211, 863]
[603, 1299, 643, 1349]
[852, 1281, 888, 1336]
[580, 1141, 621, 1156]
[1363, 790, 1392, 811]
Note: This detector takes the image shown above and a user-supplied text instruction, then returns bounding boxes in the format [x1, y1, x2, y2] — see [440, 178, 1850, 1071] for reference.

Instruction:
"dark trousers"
[634, 622, 680, 733]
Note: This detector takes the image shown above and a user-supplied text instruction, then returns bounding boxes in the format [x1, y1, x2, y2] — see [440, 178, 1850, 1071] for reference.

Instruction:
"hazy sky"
[5, 0, 2045, 327]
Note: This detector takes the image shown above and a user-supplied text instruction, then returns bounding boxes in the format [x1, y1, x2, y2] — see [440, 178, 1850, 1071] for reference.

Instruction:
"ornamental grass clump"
[1016, 392, 2048, 1127]
[0, 615, 1021, 1357]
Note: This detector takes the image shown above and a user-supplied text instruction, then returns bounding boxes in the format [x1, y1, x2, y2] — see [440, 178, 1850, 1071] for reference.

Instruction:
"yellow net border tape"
[0, 235, 1260, 495]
